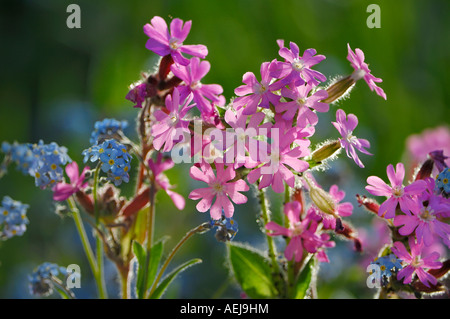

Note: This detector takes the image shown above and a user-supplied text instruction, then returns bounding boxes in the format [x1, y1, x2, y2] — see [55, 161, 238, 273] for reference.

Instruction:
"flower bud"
[414, 158, 434, 181]
[356, 194, 379, 215]
[322, 76, 355, 104]
[310, 140, 341, 164]
[305, 178, 336, 217]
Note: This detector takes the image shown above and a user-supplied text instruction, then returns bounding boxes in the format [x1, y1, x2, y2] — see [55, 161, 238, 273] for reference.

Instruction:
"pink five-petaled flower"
[247, 127, 310, 193]
[366, 163, 427, 219]
[233, 60, 281, 115]
[276, 83, 329, 128]
[266, 201, 335, 262]
[269, 40, 326, 88]
[393, 178, 450, 247]
[347, 43, 386, 100]
[188, 161, 249, 220]
[151, 87, 193, 153]
[221, 108, 272, 169]
[148, 154, 185, 210]
[332, 109, 372, 168]
[391, 236, 442, 288]
[53, 161, 89, 201]
[143, 16, 207, 66]
[171, 57, 224, 115]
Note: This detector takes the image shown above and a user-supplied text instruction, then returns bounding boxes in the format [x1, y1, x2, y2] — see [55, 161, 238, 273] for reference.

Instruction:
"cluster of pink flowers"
[365, 156, 449, 288]
[122, 15, 393, 267]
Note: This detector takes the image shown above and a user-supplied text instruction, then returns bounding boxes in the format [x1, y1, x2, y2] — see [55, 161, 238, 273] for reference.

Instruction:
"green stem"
[51, 276, 75, 299]
[258, 189, 282, 278]
[142, 181, 157, 296]
[92, 165, 108, 299]
[145, 224, 205, 299]
[67, 197, 102, 297]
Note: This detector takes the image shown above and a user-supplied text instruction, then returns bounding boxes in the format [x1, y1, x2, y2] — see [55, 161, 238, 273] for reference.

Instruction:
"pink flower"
[393, 178, 450, 247]
[391, 237, 442, 287]
[406, 126, 450, 170]
[188, 161, 249, 219]
[269, 40, 326, 88]
[347, 43, 386, 100]
[143, 16, 207, 66]
[221, 108, 272, 169]
[53, 161, 89, 201]
[247, 127, 309, 193]
[171, 57, 223, 115]
[276, 83, 329, 127]
[332, 109, 372, 168]
[266, 202, 335, 262]
[233, 60, 281, 115]
[151, 88, 192, 153]
[148, 154, 185, 210]
[366, 163, 427, 219]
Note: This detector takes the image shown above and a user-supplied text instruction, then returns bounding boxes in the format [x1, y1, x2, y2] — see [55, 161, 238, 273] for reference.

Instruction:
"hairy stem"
[258, 189, 282, 287]
[92, 165, 108, 299]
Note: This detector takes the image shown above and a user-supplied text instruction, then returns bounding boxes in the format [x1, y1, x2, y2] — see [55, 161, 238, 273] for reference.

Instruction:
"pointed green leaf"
[227, 242, 278, 299]
[133, 238, 168, 299]
[132, 240, 147, 299]
[149, 258, 202, 299]
[292, 257, 315, 299]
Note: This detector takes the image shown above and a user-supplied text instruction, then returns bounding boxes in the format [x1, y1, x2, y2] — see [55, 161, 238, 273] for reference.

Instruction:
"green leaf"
[149, 258, 202, 299]
[133, 238, 168, 299]
[291, 256, 315, 299]
[227, 242, 278, 299]
[132, 241, 147, 299]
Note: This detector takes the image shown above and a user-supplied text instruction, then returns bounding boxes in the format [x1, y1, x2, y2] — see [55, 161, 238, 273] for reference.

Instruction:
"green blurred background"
[0, 0, 448, 298]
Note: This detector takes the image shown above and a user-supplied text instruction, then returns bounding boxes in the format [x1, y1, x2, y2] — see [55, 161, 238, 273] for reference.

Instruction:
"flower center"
[190, 81, 202, 91]
[291, 222, 304, 237]
[292, 59, 304, 72]
[419, 207, 435, 222]
[169, 37, 181, 50]
[254, 83, 267, 95]
[345, 132, 357, 145]
[392, 185, 404, 198]
[411, 256, 422, 268]
[211, 182, 224, 195]
[296, 97, 306, 106]
[351, 68, 366, 81]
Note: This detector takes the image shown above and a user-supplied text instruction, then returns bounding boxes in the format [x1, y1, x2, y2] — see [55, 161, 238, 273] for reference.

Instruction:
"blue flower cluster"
[435, 167, 449, 198]
[0, 196, 29, 240]
[370, 253, 403, 285]
[1, 141, 36, 175]
[211, 216, 239, 242]
[82, 139, 132, 186]
[28, 262, 68, 297]
[89, 118, 128, 145]
[1, 140, 71, 189]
